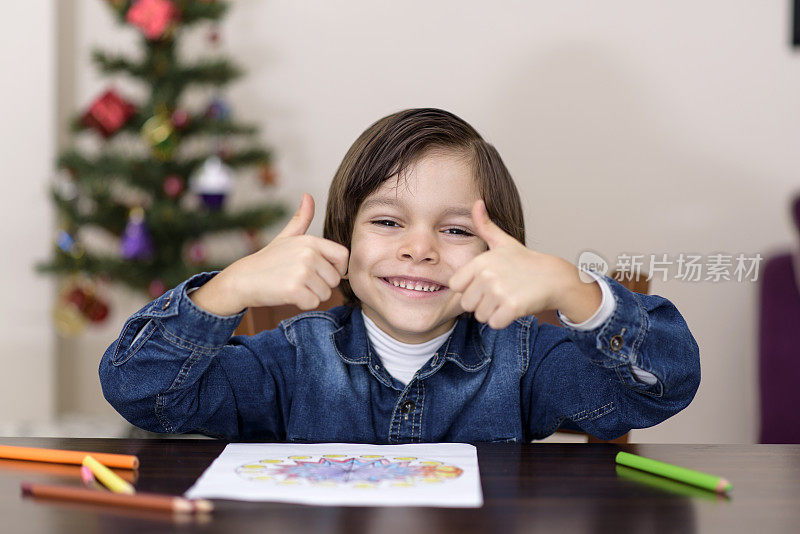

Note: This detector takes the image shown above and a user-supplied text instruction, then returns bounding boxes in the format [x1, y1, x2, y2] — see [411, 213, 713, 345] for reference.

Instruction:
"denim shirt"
[99, 272, 700, 443]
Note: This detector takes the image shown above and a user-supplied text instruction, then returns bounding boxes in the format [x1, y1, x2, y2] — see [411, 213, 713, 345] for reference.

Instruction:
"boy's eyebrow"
[360, 197, 474, 218]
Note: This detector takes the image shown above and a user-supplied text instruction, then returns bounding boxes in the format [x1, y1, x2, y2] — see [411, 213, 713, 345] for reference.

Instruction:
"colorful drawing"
[236, 453, 464, 489]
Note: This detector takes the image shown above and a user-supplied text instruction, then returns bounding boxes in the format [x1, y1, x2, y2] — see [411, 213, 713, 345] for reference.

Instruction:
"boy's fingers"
[303, 272, 333, 306]
[276, 193, 315, 238]
[311, 237, 350, 277]
[313, 256, 344, 289]
[458, 280, 484, 313]
[448, 261, 476, 294]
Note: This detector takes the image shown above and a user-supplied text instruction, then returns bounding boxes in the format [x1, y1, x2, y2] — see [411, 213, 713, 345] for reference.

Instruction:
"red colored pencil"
[21, 482, 213, 514]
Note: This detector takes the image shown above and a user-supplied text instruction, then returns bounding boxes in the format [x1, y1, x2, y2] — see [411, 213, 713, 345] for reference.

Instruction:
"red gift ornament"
[81, 89, 136, 138]
[85, 298, 110, 323]
[63, 285, 110, 324]
[65, 287, 88, 311]
[126, 0, 178, 40]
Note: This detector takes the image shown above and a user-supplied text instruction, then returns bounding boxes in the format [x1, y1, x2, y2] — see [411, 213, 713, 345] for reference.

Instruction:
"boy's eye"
[372, 220, 473, 237]
[444, 228, 474, 237]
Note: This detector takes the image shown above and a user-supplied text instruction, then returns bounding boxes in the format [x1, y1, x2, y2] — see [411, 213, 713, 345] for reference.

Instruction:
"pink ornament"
[171, 108, 190, 129]
[148, 279, 166, 298]
[188, 242, 206, 264]
[126, 0, 178, 40]
[163, 175, 185, 198]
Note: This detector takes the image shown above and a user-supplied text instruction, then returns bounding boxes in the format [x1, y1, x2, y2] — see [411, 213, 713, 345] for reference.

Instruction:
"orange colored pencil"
[0, 445, 138, 470]
[21, 482, 213, 514]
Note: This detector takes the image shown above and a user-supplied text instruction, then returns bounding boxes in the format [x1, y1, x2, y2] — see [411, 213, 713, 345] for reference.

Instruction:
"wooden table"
[0, 437, 797, 533]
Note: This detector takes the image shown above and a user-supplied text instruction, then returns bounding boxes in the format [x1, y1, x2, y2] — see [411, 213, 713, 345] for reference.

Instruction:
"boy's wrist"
[189, 270, 245, 317]
[550, 262, 602, 323]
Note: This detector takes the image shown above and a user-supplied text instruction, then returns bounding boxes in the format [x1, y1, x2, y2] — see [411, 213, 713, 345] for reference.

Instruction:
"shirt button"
[373, 364, 380, 371]
[401, 400, 415, 413]
[610, 334, 624, 351]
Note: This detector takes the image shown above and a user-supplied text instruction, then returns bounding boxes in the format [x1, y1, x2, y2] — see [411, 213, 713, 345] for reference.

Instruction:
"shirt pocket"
[112, 318, 156, 366]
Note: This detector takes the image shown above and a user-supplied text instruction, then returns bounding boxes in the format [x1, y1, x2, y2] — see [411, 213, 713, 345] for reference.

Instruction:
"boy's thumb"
[277, 193, 314, 238]
[472, 199, 509, 249]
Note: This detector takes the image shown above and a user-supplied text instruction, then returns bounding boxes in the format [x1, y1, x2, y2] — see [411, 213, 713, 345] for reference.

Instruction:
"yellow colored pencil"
[82, 455, 135, 495]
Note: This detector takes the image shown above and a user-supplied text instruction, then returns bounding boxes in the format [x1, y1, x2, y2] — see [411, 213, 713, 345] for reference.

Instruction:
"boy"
[100, 108, 700, 443]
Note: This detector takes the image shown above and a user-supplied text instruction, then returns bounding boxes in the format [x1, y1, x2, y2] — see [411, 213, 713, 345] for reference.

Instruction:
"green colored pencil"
[615, 451, 732, 494]
[615, 466, 728, 502]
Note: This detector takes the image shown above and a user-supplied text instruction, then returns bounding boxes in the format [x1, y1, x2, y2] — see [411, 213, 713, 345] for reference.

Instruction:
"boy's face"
[347, 150, 488, 344]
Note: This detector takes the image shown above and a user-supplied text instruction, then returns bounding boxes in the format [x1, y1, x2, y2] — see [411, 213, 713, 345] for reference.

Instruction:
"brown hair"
[323, 108, 525, 307]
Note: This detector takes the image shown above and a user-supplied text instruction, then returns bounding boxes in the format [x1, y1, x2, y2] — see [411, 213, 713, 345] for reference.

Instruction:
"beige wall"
[7, 1, 798, 442]
[0, 1, 55, 420]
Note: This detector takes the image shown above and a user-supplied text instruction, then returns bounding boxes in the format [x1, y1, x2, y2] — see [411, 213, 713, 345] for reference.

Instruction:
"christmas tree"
[38, 0, 287, 334]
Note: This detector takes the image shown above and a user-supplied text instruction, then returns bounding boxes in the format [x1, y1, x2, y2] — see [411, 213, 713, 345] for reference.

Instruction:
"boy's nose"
[397, 231, 439, 264]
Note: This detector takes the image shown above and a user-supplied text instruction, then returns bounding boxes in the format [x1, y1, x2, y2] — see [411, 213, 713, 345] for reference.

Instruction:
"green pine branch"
[58, 147, 272, 191]
[70, 110, 260, 138]
[92, 50, 241, 88]
[37, 249, 228, 292]
[152, 202, 289, 236]
[39, 201, 288, 293]
[178, 0, 229, 24]
[52, 190, 129, 236]
[182, 147, 270, 170]
[52, 182, 288, 241]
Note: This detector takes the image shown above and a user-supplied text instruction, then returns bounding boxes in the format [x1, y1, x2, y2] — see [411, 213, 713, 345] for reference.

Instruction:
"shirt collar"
[332, 308, 491, 378]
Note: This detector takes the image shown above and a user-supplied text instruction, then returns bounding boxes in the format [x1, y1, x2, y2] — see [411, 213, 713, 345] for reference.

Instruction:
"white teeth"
[388, 279, 440, 292]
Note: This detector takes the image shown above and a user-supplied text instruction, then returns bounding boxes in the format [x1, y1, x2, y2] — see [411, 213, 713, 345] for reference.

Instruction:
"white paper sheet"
[184, 442, 483, 507]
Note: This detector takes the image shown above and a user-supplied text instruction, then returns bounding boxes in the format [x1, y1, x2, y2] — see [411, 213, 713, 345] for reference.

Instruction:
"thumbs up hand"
[448, 200, 601, 329]
[189, 193, 350, 316]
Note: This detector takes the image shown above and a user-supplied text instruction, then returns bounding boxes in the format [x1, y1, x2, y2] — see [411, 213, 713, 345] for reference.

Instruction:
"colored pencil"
[615, 465, 728, 502]
[0, 445, 138, 470]
[82, 455, 135, 494]
[615, 451, 732, 494]
[80, 465, 102, 490]
[21, 482, 213, 514]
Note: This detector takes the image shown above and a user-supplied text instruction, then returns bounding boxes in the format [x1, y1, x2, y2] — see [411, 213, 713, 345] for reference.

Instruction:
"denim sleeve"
[520, 275, 701, 441]
[99, 272, 297, 441]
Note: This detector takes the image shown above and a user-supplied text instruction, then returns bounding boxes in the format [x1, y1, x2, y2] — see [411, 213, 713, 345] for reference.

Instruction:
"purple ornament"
[205, 97, 231, 121]
[120, 207, 155, 260]
[190, 156, 233, 210]
[199, 193, 225, 210]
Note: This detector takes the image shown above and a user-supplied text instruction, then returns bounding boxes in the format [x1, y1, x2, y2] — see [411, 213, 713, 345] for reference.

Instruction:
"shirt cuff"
[133, 271, 246, 349]
[558, 271, 659, 387]
[557, 270, 615, 330]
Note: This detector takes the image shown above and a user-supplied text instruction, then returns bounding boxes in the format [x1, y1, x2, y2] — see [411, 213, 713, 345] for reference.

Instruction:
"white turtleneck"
[361, 309, 455, 386]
